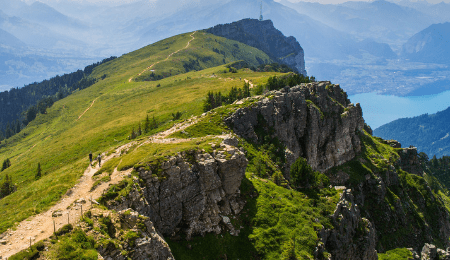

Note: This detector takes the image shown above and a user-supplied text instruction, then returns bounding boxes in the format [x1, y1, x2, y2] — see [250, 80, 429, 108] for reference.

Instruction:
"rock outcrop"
[225, 82, 365, 175]
[318, 189, 378, 260]
[206, 18, 307, 76]
[105, 137, 248, 239]
[345, 145, 450, 253]
[98, 209, 174, 260]
[398, 146, 423, 175]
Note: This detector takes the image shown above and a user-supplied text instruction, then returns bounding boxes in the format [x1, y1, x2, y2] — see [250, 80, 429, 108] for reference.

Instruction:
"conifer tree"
[144, 115, 150, 133]
[138, 123, 142, 136]
[1, 158, 11, 171]
[151, 116, 158, 130]
[0, 174, 15, 198]
[36, 163, 42, 180]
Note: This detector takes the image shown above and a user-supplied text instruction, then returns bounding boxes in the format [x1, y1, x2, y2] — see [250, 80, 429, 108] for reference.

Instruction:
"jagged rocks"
[408, 244, 450, 260]
[97, 209, 174, 260]
[107, 137, 247, 239]
[318, 189, 378, 260]
[225, 82, 365, 175]
[421, 243, 437, 260]
[397, 146, 422, 175]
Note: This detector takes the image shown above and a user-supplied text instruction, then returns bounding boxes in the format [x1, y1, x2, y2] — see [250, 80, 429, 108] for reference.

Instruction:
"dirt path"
[0, 115, 221, 258]
[77, 98, 97, 121]
[128, 31, 197, 83]
[0, 144, 133, 259]
[244, 79, 254, 89]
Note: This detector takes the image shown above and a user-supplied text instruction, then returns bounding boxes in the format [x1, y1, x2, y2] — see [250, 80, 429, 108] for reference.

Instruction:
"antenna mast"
[259, 1, 263, 21]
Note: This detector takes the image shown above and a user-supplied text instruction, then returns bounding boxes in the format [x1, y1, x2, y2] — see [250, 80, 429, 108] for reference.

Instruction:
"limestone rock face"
[225, 82, 365, 175]
[318, 189, 378, 260]
[398, 146, 422, 175]
[108, 137, 248, 239]
[98, 209, 174, 260]
[206, 18, 307, 76]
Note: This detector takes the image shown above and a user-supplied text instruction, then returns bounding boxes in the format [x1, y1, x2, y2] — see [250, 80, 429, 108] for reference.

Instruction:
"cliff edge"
[206, 18, 307, 76]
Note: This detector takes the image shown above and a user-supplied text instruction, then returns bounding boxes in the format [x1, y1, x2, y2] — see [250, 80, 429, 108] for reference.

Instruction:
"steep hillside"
[4, 81, 450, 259]
[0, 29, 287, 239]
[374, 106, 450, 158]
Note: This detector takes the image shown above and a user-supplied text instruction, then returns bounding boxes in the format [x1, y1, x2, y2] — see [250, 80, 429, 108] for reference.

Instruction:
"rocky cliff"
[103, 137, 248, 239]
[92, 83, 449, 259]
[318, 189, 378, 260]
[206, 18, 307, 76]
[225, 81, 365, 175]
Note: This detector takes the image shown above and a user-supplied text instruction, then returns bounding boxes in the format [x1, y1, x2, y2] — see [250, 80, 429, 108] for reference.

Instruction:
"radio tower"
[259, 1, 263, 21]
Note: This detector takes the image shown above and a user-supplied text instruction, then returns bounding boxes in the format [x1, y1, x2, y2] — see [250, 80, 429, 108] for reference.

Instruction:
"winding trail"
[77, 98, 97, 121]
[0, 115, 226, 258]
[0, 143, 134, 259]
[128, 31, 197, 83]
[244, 79, 254, 89]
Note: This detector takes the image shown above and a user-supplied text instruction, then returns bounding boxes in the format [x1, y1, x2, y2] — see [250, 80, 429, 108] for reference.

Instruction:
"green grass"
[131, 31, 273, 82]
[0, 30, 288, 233]
[378, 248, 413, 259]
[168, 173, 341, 260]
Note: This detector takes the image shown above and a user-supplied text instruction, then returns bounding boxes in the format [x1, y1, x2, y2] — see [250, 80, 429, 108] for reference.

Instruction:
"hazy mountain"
[280, 0, 435, 51]
[12, 1, 87, 29]
[401, 22, 450, 64]
[395, 0, 450, 23]
[374, 106, 450, 158]
[137, 0, 389, 62]
[0, 28, 25, 48]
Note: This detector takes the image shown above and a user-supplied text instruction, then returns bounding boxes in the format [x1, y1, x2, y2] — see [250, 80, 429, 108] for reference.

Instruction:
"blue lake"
[348, 91, 450, 130]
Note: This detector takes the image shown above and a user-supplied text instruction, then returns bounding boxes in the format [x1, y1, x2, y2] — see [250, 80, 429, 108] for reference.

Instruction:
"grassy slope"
[0, 31, 282, 233]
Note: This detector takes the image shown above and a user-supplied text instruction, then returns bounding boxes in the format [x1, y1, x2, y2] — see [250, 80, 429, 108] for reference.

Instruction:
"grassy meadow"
[0, 31, 286, 233]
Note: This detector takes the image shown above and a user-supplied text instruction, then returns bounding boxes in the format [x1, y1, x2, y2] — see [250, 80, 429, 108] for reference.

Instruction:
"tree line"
[0, 56, 117, 142]
[203, 71, 315, 112]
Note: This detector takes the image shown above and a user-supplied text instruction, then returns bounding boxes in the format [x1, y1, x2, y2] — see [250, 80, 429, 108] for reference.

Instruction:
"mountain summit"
[206, 18, 307, 75]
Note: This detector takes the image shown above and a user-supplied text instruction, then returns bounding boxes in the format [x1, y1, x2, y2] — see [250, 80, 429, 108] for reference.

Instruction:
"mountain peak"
[206, 18, 307, 76]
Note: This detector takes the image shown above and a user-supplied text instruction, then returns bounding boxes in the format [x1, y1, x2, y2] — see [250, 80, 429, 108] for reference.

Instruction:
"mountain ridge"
[374, 105, 450, 158]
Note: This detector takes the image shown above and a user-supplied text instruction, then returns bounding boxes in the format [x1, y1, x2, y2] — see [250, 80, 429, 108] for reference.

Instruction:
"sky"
[21, 0, 450, 5]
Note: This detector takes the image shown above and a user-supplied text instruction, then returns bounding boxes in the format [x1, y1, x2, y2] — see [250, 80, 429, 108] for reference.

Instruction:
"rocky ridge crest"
[225, 81, 365, 175]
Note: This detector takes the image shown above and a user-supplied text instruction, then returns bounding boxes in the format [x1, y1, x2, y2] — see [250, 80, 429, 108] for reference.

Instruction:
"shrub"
[56, 224, 73, 236]
[290, 157, 314, 187]
[172, 111, 183, 120]
[56, 229, 97, 260]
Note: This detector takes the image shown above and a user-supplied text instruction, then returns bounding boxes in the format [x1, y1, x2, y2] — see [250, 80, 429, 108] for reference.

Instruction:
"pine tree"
[144, 115, 150, 133]
[36, 163, 42, 180]
[15, 120, 21, 134]
[1, 158, 11, 171]
[151, 116, 158, 130]
[0, 174, 15, 198]
[138, 123, 142, 136]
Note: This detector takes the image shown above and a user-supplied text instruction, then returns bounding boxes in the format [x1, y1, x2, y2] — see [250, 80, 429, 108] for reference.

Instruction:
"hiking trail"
[0, 114, 229, 258]
[77, 98, 97, 121]
[128, 31, 197, 83]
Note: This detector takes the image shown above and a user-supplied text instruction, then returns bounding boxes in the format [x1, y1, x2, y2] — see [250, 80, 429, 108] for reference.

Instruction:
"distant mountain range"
[2, 0, 450, 96]
[374, 106, 450, 158]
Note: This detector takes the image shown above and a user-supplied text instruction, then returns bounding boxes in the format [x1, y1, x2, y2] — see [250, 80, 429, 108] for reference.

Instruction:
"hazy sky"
[22, 0, 450, 5]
